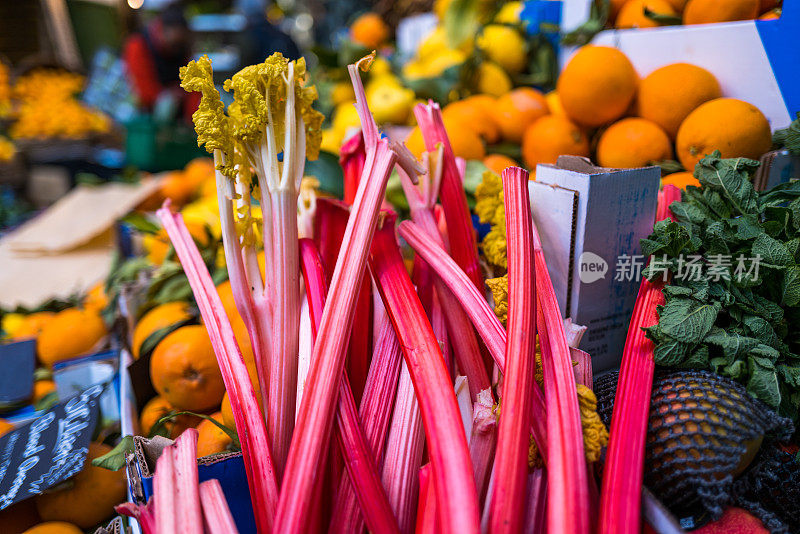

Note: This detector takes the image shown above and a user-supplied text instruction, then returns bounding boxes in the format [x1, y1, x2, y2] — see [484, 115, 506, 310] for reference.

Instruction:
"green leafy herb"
[643, 152, 800, 418]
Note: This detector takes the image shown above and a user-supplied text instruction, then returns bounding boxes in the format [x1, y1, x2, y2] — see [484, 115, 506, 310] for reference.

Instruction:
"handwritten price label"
[0, 384, 103, 509]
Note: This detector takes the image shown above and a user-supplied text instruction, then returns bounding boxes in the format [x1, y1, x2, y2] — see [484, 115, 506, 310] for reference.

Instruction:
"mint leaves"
[644, 152, 800, 419]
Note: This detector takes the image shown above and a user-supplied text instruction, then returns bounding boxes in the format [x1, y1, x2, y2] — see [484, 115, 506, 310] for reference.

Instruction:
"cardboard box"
[557, 1, 798, 129]
[530, 156, 661, 371]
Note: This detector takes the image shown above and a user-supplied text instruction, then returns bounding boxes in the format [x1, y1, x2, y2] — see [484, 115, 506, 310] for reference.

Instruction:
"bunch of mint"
[642, 152, 800, 420]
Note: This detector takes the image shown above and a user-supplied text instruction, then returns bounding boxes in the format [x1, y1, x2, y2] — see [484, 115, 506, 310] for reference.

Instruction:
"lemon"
[332, 102, 361, 137]
[495, 1, 524, 24]
[366, 73, 403, 94]
[477, 25, 527, 74]
[320, 128, 343, 154]
[474, 61, 512, 97]
[417, 28, 449, 61]
[367, 84, 415, 124]
[434, 0, 453, 20]
[370, 56, 393, 76]
[545, 91, 565, 116]
[330, 82, 355, 107]
[1, 313, 25, 338]
[402, 60, 430, 80]
[425, 49, 467, 76]
[181, 198, 221, 238]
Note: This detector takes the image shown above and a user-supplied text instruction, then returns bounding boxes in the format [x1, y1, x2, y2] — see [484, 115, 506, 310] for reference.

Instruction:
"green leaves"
[643, 154, 800, 418]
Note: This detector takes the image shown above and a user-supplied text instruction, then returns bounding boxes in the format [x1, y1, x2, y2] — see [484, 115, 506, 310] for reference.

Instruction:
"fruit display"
[0, 2, 798, 533]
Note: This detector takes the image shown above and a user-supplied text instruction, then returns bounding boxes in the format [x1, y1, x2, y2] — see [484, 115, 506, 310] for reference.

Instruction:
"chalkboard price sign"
[0, 384, 103, 509]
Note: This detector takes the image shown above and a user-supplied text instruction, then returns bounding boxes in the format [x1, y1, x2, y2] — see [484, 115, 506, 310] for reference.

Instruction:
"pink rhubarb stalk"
[200, 479, 239, 534]
[341, 130, 366, 205]
[532, 217, 590, 534]
[154, 443, 177, 534]
[381, 360, 425, 534]
[413, 102, 483, 289]
[173, 429, 203, 534]
[598, 184, 681, 534]
[469, 389, 497, 502]
[157, 205, 278, 533]
[370, 214, 480, 534]
[398, 220, 548, 458]
[274, 55, 420, 533]
[299, 237, 399, 534]
[488, 167, 538, 534]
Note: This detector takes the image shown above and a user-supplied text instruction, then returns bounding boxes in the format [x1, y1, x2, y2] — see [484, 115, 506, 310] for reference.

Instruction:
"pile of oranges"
[611, 0, 781, 29]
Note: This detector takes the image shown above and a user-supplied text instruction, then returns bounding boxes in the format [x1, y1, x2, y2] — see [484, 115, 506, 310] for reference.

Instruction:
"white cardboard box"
[530, 156, 661, 371]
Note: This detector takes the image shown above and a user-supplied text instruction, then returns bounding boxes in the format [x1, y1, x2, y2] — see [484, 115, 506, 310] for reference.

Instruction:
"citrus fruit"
[616, 0, 678, 28]
[495, 87, 550, 143]
[330, 82, 355, 107]
[131, 301, 192, 359]
[665, 0, 689, 10]
[683, 0, 759, 24]
[477, 25, 527, 74]
[159, 170, 197, 207]
[35, 443, 127, 529]
[545, 91, 565, 116]
[11, 312, 55, 341]
[143, 221, 209, 265]
[495, 1, 524, 23]
[138, 395, 202, 438]
[675, 98, 772, 171]
[483, 154, 520, 175]
[442, 97, 501, 144]
[759, 8, 781, 19]
[32, 380, 56, 403]
[196, 412, 233, 457]
[404, 115, 486, 161]
[597, 117, 673, 168]
[637, 63, 722, 138]
[366, 83, 415, 124]
[558, 46, 638, 128]
[37, 308, 107, 368]
[150, 325, 225, 412]
[22, 522, 81, 534]
[474, 61, 512, 97]
[83, 283, 107, 312]
[661, 171, 700, 189]
[182, 158, 215, 192]
[350, 13, 389, 49]
[522, 115, 590, 169]
[610, 0, 632, 20]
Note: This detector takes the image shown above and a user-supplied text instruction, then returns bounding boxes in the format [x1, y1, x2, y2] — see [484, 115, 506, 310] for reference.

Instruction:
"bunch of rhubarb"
[144, 48, 652, 534]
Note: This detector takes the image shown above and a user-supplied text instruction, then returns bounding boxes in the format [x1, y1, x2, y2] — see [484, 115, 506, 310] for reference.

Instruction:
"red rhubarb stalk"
[370, 214, 480, 534]
[414, 465, 439, 534]
[398, 220, 548, 458]
[597, 184, 681, 534]
[523, 469, 547, 534]
[299, 237, 399, 534]
[173, 429, 203, 534]
[341, 130, 366, 205]
[157, 205, 278, 533]
[274, 55, 420, 533]
[488, 167, 538, 534]
[381, 360, 425, 534]
[531, 216, 590, 534]
[413, 102, 482, 289]
[200, 479, 240, 534]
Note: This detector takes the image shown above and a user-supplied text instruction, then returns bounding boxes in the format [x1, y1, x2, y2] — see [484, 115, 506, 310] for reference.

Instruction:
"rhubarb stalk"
[488, 167, 538, 534]
[157, 206, 278, 533]
[200, 479, 240, 534]
[274, 55, 420, 533]
[370, 214, 480, 534]
[597, 184, 681, 534]
[173, 429, 203, 534]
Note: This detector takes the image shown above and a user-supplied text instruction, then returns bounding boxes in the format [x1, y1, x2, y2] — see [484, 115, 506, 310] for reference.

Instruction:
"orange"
[150, 325, 225, 412]
[610, 0, 632, 20]
[33, 380, 56, 403]
[495, 88, 550, 143]
[759, 0, 780, 12]
[83, 282, 108, 312]
[662, 171, 700, 189]
[1, 499, 41, 534]
[483, 154, 519, 175]
[759, 8, 780, 19]
[616, 0, 678, 28]
[183, 157, 215, 192]
[637, 63, 722, 138]
[159, 170, 195, 207]
[0, 418, 14, 437]
[36, 443, 127, 529]
[350, 13, 389, 49]
[196, 412, 233, 457]
[144, 221, 209, 265]
[37, 308, 107, 368]
[597, 118, 673, 168]
[675, 98, 772, 171]
[22, 522, 81, 534]
[139, 395, 202, 437]
[11, 312, 54, 341]
[131, 301, 193, 359]
[442, 98, 501, 144]
[683, 0, 759, 24]
[404, 116, 486, 161]
[557, 46, 638, 128]
[216, 281, 256, 358]
[665, 0, 689, 10]
[522, 115, 590, 169]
